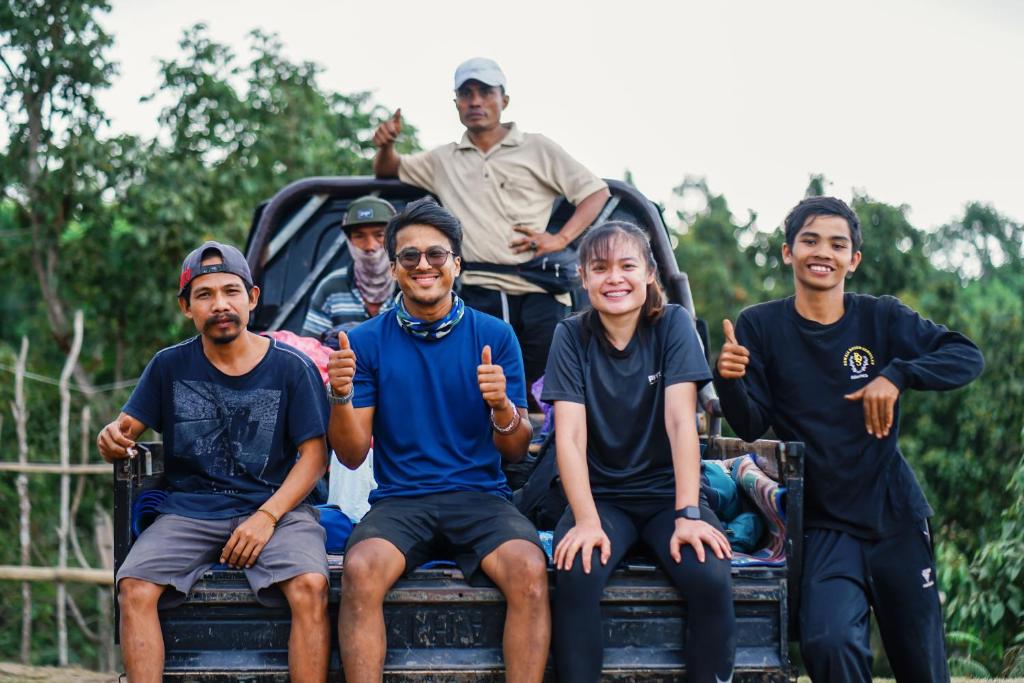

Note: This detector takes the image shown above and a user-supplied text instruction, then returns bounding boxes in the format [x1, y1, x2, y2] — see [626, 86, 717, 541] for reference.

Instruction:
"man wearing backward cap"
[97, 241, 332, 683]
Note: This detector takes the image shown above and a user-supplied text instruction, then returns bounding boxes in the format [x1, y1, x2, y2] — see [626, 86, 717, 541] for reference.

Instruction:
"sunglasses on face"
[395, 247, 455, 270]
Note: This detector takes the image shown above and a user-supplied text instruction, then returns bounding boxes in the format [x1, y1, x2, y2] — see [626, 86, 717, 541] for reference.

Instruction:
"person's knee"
[284, 572, 328, 614]
[117, 578, 163, 615]
[801, 623, 863, 665]
[499, 544, 549, 604]
[693, 559, 732, 597]
[341, 542, 399, 603]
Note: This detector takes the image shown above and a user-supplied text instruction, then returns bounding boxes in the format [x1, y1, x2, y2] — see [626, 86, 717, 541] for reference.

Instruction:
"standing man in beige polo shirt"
[373, 57, 610, 397]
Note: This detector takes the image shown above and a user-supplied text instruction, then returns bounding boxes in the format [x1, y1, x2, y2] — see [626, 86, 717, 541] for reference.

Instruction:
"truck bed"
[114, 437, 802, 682]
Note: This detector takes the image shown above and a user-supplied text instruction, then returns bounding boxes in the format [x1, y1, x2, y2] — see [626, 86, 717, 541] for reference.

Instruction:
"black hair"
[385, 197, 463, 260]
[577, 220, 666, 326]
[783, 196, 862, 251]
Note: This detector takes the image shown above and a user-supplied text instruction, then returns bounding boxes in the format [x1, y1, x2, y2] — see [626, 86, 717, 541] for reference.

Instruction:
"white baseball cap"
[453, 57, 507, 90]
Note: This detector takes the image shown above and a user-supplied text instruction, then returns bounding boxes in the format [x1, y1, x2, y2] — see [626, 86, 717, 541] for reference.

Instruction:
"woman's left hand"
[669, 519, 733, 563]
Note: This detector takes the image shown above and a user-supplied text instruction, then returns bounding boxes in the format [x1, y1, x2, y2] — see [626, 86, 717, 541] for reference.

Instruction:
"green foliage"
[1, 3, 417, 669]
[947, 630, 992, 678]
[672, 177, 762, 354]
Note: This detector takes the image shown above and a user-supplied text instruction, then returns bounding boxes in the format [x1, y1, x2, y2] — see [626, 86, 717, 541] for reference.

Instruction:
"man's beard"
[204, 313, 243, 344]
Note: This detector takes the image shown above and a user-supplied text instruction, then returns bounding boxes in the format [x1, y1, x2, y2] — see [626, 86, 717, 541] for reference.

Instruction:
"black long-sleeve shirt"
[713, 294, 984, 539]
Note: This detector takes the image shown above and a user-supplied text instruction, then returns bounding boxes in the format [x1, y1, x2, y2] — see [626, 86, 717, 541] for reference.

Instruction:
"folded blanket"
[730, 455, 787, 566]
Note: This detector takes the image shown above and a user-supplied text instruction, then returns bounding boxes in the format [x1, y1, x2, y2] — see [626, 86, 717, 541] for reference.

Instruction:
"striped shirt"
[302, 267, 393, 337]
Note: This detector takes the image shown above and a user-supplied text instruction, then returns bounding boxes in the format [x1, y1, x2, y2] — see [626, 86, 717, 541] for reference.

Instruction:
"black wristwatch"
[674, 506, 701, 521]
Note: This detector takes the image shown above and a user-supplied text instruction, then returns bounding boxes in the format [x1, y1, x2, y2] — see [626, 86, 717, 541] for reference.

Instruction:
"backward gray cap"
[178, 240, 253, 298]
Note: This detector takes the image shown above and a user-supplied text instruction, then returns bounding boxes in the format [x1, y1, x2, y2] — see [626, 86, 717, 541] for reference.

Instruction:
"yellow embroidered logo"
[843, 346, 875, 380]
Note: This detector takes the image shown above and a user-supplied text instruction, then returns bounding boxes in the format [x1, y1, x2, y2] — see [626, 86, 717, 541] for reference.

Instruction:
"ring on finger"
[529, 239, 538, 250]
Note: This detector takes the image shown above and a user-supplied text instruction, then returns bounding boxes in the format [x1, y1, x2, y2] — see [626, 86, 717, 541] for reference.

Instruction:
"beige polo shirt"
[398, 123, 607, 297]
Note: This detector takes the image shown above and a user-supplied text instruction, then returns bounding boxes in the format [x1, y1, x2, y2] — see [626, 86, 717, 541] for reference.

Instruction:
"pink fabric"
[264, 330, 332, 384]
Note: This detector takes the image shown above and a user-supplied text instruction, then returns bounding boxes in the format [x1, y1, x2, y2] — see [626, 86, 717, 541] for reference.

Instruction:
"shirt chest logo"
[842, 345, 875, 380]
[648, 371, 662, 386]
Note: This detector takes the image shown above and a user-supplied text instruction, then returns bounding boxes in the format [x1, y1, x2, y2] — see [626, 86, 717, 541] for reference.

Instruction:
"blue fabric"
[315, 504, 355, 554]
[130, 489, 169, 539]
[701, 460, 742, 521]
[725, 511, 764, 553]
[394, 292, 465, 341]
[349, 306, 527, 503]
[123, 337, 330, 519]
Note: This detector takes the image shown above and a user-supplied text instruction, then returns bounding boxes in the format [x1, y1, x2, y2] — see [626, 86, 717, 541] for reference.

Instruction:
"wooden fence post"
[12, 336, 32, 664]
[56, 310, 84, 667]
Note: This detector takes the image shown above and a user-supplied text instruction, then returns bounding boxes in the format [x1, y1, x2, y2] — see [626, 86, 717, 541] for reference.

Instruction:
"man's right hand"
[327, 331, 357, 398]
[372, 109, 402, 148]
[717, 319, 750, 379]
[96, 415, 137, 461]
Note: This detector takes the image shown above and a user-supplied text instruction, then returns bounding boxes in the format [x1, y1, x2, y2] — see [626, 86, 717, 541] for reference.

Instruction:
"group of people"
[96, 57, 984, 683]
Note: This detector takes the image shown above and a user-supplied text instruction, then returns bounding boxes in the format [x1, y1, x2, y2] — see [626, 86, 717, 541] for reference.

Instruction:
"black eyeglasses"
[395, 247, 455, 270]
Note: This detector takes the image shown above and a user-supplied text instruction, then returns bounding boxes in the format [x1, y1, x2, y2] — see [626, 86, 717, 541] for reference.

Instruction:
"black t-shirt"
[713, 294, 984, 539]
[123, 336, 330, 519]
[541, 304, 712, 498]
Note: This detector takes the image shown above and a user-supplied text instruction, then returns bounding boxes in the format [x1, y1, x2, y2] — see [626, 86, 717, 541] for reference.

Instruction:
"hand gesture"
[669, 518, 732, 564]
[716, 319, 750, 379]
[220, 510, 276, 569]
[553, 520, 612, 574]
[509, 226, 566, 257]
[96, 415, 136, 461]
[327, 332, 356, 398]
[844, 375, 900, 438]
[373, 109, 402, 148]
[477, 346, 508, 410]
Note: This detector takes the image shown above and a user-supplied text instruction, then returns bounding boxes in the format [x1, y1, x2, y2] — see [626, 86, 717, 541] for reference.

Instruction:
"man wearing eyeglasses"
[326, 198, 550, 683]
[372, 57, 610, 401]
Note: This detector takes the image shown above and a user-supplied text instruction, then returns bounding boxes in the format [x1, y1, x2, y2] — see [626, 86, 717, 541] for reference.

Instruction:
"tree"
[0, 0, 118, 394]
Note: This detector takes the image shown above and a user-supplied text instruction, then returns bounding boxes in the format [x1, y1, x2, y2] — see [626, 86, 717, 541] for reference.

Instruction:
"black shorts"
[346, 491, 543, 584]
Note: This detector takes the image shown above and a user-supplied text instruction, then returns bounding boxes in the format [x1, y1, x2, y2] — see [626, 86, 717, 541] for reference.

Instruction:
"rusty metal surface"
[162, 672, 793, 682]
[120, 444, 799, 681]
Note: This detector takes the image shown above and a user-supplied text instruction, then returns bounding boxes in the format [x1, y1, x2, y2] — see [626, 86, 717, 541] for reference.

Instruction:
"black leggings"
[553, 498, 735, 683]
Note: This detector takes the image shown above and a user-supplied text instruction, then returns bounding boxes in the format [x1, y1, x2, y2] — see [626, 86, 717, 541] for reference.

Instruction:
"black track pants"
[553, 498, 735, 683]
[800, 522, 950, 683]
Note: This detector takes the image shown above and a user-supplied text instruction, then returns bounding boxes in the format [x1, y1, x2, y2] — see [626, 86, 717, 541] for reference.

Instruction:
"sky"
[99, 0, 1024, 235]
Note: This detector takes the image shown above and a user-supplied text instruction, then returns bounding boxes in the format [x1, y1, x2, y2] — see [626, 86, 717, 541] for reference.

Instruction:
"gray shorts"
[116, 504, 328, 608]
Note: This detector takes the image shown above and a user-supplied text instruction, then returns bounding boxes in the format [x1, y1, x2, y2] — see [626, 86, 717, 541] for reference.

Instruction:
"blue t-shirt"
[349, 306, 527, 503]
[123, 336, 330, 519]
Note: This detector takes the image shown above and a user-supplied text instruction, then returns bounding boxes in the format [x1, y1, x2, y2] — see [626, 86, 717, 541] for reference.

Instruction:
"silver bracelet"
[490, 402, 521, 434]
[326, 383, 354, 406]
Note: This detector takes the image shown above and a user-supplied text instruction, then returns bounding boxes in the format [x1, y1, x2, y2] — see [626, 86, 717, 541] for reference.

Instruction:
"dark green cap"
[344, 196, 396, 229]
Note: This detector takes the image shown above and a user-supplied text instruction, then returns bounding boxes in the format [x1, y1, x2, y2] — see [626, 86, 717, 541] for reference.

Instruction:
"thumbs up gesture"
[373, 108, 403, 148]
[96, 414, 138, 461]
[716, 319, 750, 380]
[327, 331, 357, 399]
[477, 345, 508, 410]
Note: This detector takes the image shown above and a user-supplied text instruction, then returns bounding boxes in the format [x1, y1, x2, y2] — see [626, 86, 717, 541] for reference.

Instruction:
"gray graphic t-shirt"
[124, 336, 329, 519]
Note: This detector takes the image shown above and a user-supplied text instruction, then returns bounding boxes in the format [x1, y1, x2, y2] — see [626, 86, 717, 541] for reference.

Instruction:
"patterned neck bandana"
[395, 292, 465, 341]
[349, 241, 396, 306]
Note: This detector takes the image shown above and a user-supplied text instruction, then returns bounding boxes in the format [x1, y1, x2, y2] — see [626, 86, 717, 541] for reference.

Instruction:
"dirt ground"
[1, 665, 1021, 682]
[0, 663, 118, 683]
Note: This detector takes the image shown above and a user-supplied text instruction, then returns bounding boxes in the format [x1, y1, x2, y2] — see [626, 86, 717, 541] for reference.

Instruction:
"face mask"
[349, 239, 396, 306]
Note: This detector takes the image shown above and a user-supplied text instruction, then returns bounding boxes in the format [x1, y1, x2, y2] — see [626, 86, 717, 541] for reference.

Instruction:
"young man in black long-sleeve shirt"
[713, 196, 983, 683]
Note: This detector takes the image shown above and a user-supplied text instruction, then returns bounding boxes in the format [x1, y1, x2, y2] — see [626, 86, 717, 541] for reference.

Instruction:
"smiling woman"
[541, 220, 735, 683]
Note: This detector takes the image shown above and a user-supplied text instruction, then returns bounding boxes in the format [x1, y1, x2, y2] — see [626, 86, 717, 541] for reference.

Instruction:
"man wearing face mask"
[302, 196, 398, 339]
